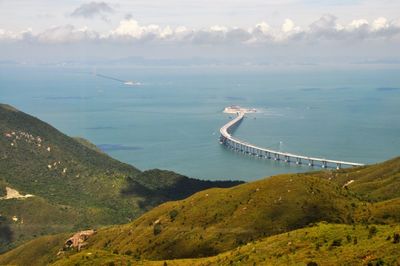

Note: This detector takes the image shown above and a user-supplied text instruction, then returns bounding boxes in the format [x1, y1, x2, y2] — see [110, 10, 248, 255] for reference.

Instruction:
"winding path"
[219, 111, 365, 169]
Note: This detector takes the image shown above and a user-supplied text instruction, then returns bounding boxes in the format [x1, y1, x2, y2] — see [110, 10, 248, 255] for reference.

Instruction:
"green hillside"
[0, 103, 242, 252]
[2, 157, 399, 265]
[48, 223, 400, 266]
[3, 223, 399, 266]
[84, 173, 358, 260]
[328, 156, 400, 201]
[79, 159, 400, 261]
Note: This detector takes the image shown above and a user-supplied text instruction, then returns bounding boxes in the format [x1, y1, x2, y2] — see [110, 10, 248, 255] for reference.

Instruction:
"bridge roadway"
[219, 111, 365, 169]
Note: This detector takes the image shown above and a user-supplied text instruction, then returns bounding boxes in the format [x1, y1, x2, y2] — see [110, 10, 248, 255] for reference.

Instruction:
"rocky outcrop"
[64, 230, 96, 251]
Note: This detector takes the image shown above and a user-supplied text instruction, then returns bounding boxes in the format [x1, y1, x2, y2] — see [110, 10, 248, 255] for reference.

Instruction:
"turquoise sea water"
[1, 65, 399, 181]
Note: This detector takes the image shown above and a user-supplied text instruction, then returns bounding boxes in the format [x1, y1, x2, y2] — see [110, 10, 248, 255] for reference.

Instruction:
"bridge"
[219, 110, 365, 169]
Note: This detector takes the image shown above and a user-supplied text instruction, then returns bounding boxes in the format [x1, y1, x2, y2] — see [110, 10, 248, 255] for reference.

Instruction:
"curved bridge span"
[219, 111, 364, 169]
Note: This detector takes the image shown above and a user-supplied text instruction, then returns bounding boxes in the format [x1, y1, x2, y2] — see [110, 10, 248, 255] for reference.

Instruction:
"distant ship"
[93, 71, 141, 87]
[124, 81, 140, 86]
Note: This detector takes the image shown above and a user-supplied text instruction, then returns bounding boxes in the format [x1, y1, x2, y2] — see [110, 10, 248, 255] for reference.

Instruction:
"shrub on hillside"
[169, 210, 179, 221]
[393, 233, 400, 244]
[331, 238, 342, 247]
[153, 223, 162, 236]
[368, 226, 378, 239]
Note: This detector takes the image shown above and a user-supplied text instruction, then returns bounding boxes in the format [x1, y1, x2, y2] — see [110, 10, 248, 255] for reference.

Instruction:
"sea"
[1, 64, 399, 181]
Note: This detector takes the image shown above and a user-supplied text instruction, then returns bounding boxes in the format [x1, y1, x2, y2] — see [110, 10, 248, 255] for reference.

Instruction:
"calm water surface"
[1, 65, 399, 181]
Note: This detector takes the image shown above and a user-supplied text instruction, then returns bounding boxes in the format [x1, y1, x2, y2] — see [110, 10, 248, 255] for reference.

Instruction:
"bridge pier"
[336, 163, 342, 170]
[308, 159, 314, 167]
[296, 158, 302, 165]
[262, 150, 266, 158]
[321, 161, 328, 168]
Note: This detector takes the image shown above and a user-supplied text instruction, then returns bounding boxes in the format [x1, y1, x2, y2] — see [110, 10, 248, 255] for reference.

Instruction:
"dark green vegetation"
[0, 103, 242, 252]
[1, 156, 399, 265]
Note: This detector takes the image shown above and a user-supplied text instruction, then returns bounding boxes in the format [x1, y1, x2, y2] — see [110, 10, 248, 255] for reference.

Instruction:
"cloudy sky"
[1, 0, 399, 64]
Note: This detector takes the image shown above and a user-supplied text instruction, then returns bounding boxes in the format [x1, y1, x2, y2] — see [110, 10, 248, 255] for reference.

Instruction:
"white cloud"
[210, 25, 228, 32]
[108, 19, 180, 42]
[175, 26, 188, 34]
[110, 19, 143, 38]
[226, 28, 252, 43]
[0, 28, 34, 42]
[348, 19, 369, 30]
[0, 29, 17, 41]
[282, 19, 295, 33]
[308, 14, 340, 40]
[372, 17, 388, 31]
[254, 22, 271, 35]
[36, 25, 98, 44]
[1, 15, 400, 45]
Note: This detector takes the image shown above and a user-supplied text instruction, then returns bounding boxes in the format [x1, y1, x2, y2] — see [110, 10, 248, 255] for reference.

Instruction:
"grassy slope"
[73, 137, 105, 154]
[49, 223, 400, 266]
[6, 224, 399, 266]
[81, 158, 400, 261]
[0, 104, 241, 252]
[329, 156, 400, 201]
[83, 173, 358, 260]
[1, 157, 399, 265]
[0, 234, 68, 266]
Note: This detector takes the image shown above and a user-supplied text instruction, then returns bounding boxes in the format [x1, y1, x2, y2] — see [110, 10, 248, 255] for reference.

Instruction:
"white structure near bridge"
[219, 106, 364, 169]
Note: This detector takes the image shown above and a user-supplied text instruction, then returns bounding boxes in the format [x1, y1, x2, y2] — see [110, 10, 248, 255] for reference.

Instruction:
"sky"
[0, 0, 399, 64]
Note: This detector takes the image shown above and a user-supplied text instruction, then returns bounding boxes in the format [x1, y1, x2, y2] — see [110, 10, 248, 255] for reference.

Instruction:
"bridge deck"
[219, 111, 364, 168]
